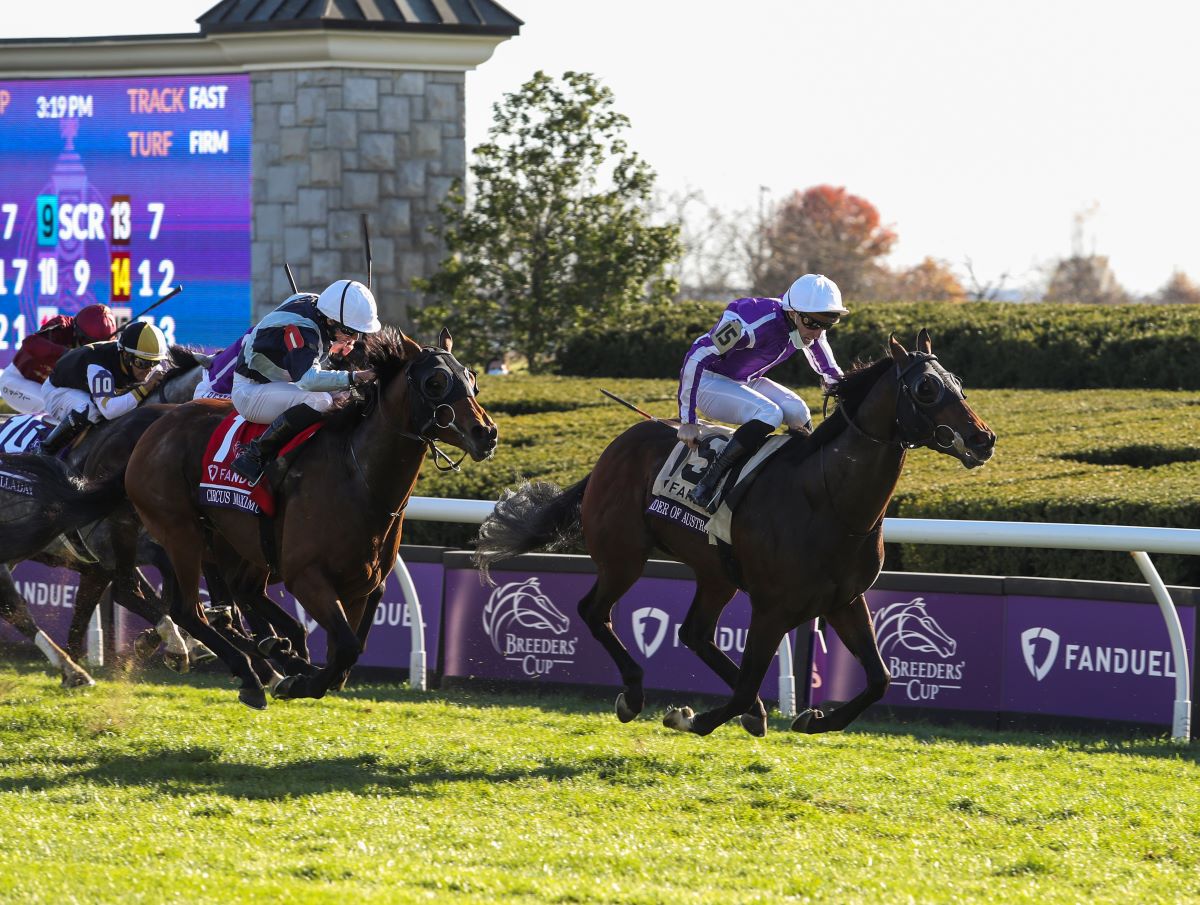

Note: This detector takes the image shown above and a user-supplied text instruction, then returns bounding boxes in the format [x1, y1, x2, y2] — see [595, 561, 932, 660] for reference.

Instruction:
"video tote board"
[0, 74, 251, 360]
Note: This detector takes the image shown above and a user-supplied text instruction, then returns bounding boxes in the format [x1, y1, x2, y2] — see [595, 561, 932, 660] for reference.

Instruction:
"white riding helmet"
[316, 279, 382, 334]
[780, 274, 849, 316]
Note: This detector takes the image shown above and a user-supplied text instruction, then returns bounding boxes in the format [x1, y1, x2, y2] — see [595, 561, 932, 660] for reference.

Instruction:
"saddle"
[198, 413, 322, 518]
[648, 429, 791, 542]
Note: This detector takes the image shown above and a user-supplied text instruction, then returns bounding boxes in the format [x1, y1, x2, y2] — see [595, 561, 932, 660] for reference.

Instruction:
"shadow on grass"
[0, 748, 595, 799]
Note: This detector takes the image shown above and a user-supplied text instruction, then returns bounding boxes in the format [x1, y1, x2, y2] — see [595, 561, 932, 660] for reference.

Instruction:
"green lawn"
[2, 662, 1199, 904]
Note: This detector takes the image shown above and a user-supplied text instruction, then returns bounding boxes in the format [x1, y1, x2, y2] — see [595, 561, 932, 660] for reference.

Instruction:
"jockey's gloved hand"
[677, 422, 701, 448]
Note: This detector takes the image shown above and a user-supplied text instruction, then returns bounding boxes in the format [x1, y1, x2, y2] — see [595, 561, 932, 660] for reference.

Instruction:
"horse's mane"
[781, 356, 893, 462]
[321, 326, 417, 431]
[164, 344, 209, 376]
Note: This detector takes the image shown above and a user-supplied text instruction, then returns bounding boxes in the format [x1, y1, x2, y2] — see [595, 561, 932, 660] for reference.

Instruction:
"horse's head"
[369, 326, 498, 465]
[149, 346, 213, 405]
[887, 330, 995, 468]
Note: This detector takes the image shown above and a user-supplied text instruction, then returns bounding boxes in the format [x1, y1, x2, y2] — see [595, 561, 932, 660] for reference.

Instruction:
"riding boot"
[688, 419, 774, 513]
[232, 403, 324, 486]
[37, 408, 90, 457]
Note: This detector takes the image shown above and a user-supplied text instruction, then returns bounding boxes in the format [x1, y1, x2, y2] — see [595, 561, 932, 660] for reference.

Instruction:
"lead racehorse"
[475, 331, 995, 737]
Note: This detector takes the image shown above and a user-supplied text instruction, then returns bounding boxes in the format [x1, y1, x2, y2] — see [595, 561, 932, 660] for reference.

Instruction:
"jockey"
[0, 304, 117, 414]
[678, 274, 848, 511]
[230, 279, 382, 485]
[38, 320, 171, 455]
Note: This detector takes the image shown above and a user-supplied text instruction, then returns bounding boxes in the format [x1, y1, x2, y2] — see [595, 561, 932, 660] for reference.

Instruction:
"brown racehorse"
[475, 331, 995, 738]
[126, 326, 498, 709]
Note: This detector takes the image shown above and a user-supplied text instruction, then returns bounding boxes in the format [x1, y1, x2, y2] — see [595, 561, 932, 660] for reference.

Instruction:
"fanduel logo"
[1019, 625, 1177, 681]
[631, 607, 670, 657]
[1021, 627, 1060, 682]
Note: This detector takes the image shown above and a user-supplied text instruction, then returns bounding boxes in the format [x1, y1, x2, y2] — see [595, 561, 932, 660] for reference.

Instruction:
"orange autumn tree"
[751, 184, 897, 299]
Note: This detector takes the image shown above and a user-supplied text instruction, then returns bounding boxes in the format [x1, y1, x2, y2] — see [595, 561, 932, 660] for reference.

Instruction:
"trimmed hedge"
[408, 375, 1200, 585]
[557, 301, 1200, 390]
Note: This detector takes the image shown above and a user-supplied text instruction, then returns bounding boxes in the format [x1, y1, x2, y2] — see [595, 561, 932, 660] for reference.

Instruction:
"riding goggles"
[795, 312, 839, 331]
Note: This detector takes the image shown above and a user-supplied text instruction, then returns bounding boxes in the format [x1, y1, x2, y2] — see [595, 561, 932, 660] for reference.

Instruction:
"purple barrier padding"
[117, 561, 443, 671]
[442, 566, 792, 699]
[1004, 595, 1194, 725]
[0, 561, 82, 647]
[813, 590, 1006, 712]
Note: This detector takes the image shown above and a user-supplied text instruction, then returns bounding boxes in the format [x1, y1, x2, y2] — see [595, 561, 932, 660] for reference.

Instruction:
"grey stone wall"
[251, 68, 463, 330]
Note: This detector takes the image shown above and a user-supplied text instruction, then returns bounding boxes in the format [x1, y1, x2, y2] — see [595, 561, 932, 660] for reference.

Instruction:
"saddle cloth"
[648, 429, 789, 543]
[0, 413, 53, 454]
[199, 413, 322, 518]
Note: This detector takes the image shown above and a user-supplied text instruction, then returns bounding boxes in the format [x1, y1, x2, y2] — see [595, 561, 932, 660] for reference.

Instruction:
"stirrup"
[232, 447, 265, 486]
[58, 530, 99, 566]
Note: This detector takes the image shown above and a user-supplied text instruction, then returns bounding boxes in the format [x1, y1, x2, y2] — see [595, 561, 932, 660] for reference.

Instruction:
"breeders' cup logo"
[874, 598, 964, 702]
[631, 607, 670, 657]
[482, 578, 578, 677]
[1018, 625, 1178, 681]
[1021, 627, 1060, 682]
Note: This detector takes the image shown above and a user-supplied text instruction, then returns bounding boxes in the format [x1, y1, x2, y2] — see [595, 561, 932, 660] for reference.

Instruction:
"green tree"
[414, 71, 680, 370]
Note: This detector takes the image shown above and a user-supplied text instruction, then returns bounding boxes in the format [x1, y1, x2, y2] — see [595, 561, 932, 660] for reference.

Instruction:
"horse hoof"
[238, 687, 268, 711]
[271, 675, 300, 699]
[163, 651, 190, 674]
[791, 708, 824, 733]
[615, 693, 641, 723]
[62, 671, 96, 688]
[663, 706, 695, 733]
[190, 645, 218, 666]
[739, 713, 767, 737]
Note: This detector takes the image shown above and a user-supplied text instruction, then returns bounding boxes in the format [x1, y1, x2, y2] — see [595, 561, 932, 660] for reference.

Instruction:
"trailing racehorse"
[0, 348, 213, 683]
[127, 326, 497, 709]
[475, 331, 995, 737]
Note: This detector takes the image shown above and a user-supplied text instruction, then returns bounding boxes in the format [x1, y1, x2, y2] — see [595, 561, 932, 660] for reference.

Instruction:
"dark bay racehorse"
[127, 327, 498, 709]
[475, 331, 995, 737]
[0, 348, 212, 683]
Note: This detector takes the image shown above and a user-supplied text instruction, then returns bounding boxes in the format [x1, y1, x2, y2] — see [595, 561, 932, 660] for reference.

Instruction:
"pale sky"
[9, 1, 1199, 295]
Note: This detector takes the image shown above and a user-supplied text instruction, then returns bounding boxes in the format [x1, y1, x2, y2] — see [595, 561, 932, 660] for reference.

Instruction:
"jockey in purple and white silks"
[677, 274, 848, 511]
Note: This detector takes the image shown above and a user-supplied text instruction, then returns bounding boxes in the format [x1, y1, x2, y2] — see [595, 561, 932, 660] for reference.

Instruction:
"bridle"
[390, 347, 481, 472]
[837, 352, 969, 453]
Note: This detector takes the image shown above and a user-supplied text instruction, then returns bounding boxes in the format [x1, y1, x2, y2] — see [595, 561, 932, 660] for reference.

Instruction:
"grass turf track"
[1, 661, 1198, 904]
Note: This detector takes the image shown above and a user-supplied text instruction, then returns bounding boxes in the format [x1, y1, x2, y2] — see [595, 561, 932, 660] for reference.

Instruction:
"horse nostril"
[973, 432, 995, 452]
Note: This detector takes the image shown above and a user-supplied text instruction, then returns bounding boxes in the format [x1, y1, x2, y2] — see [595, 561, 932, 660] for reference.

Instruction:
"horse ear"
[438, 327, 453, 353]
[888, 332, 908, 363]
[397, 330, 423, 359]
[916, 328, 932, 354]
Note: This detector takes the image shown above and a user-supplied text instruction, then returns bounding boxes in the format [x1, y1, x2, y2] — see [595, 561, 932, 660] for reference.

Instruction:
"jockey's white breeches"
[42, 385, 99, 424]
[694, 372, 811, 430]
[0, 363, 46, 415]
[192, 374, 230, 401]
[231, 374, 334, 424]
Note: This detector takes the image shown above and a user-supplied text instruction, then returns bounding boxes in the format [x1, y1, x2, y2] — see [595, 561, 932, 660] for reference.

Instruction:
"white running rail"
[397, 498, 1198, 740]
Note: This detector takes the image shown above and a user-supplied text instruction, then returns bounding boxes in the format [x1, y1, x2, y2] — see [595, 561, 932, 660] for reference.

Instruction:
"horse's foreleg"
[678, 577, 766, 736]
[273, 573, 361, 700]
[0, 566, 93, 687]
[666, 607, 790, 737]
[793, 594, 889, 734]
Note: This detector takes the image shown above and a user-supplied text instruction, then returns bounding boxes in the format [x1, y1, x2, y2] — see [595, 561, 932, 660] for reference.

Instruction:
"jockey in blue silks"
[677, 274, 848, 511]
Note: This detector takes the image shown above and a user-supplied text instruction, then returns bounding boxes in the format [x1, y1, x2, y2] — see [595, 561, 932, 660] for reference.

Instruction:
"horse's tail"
[473, 476, 590, 585]
[0, 455, 127, 560]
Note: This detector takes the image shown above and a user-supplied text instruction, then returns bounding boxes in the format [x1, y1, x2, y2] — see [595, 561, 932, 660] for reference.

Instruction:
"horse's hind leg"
[678, 573, 769, 737]
[65, 566, 111, 664]
[0, 566, 93, 687]
[578, 555, 650, 722]
[793, 594, 890, 734]
[155, 525, 267, 709]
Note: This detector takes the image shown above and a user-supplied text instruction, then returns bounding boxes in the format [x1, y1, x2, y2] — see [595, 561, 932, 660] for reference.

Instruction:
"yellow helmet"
[118, 321, 170, 361]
